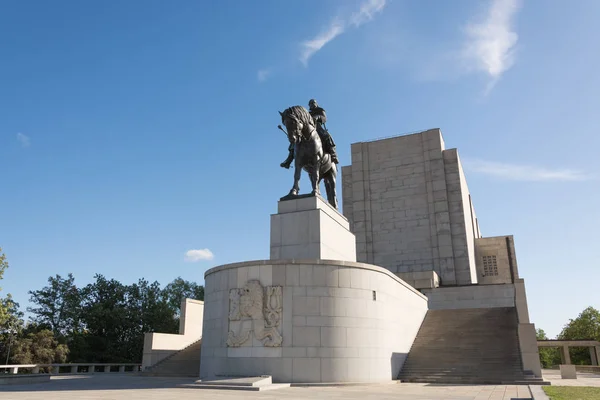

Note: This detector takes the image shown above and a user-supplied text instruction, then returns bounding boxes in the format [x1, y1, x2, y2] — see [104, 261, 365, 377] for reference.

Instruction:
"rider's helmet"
[308, 99, 318, 110]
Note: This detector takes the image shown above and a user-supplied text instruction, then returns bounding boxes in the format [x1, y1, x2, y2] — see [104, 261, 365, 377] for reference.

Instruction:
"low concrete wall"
[396, 271, 439, 289]
[200, 259, 428, 383]
[141, 298, 204, 370]
[0, 374, 51, 385]
[422, 284, 515, 310]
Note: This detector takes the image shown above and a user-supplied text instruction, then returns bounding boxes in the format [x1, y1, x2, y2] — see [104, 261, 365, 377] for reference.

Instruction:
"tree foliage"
[0, 247, 10, 327]
[27, 273, 81, 336]
[24, 273, 203, 363]
[163, 277, 205, 316]
[536, 328, 561, 368]
[557, 306, 600, 365]
[10, 329, 69, 364]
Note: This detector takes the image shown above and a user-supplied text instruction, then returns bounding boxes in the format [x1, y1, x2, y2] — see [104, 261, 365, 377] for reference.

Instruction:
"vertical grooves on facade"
[362, 143, 374, 264]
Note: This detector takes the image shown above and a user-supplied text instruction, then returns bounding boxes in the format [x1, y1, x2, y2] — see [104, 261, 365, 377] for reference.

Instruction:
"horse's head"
[279, 110, 301, 144]
[280, 106, 314, 144]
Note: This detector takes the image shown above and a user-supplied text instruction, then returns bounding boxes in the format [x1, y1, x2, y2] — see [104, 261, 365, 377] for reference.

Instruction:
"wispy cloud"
[17, 132, 30, 148]
[461, 0, 521, 91]
[463, 159, 592, 182]
[300, 0, 386, 66]
[300, 20, 345, 66]
[184, 248, 214, 262]
[350, 0, 387, 27]
[257, 68, 272, 82]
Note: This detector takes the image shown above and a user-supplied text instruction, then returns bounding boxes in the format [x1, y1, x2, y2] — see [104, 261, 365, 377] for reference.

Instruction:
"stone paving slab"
[0, 375, 533, 400]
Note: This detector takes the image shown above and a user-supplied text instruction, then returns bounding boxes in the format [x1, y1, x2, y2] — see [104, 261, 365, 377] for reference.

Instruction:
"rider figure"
[280, 99, 339, 169]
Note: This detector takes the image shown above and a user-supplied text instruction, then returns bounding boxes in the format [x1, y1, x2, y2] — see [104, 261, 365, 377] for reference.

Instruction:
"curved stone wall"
[199, 259, 428, 383]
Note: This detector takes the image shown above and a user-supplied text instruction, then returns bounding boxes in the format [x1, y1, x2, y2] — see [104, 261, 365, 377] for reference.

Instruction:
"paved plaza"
[0, 374, 534, 400]
[540, 369, 600, 387]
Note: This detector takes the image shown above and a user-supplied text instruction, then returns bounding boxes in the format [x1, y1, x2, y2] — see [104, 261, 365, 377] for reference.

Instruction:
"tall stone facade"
[341, 129, 481, 286]
[341, 129, 543, 378]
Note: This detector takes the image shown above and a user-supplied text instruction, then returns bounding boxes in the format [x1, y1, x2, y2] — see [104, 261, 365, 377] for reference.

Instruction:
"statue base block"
[270, 194, 356, 262]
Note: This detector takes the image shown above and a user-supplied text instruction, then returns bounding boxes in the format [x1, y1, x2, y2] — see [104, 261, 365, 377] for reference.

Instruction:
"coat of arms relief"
[227, 280, 283, 347]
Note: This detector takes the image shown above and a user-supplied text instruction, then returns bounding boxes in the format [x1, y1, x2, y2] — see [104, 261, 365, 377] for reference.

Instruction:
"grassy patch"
[543, 386, 600, 400]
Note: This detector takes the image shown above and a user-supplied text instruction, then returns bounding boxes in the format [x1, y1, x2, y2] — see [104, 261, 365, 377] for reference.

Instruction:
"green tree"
[558, 306, 600, 365]
[536, 328, 561, 368]
[0, 296, 24, 364]
[10, 329, 68, 364]
[27, 273, 82, 337]
[76, 274, 131, 362]
[0, 247, 10, 327]
[162, 277, 204, 316]
[26, 273, 190, 364]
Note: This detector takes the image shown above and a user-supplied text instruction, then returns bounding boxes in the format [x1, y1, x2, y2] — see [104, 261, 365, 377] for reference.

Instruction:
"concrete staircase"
[142, 339, 201, 377]
[399, 307, 546, 384]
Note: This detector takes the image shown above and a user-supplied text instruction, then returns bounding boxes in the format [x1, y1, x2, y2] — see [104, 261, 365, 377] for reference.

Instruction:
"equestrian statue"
[278, 99, 339, 209]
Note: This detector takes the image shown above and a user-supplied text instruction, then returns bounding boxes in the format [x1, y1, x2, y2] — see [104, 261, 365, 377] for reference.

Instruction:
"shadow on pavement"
[0, 374, 197, 392]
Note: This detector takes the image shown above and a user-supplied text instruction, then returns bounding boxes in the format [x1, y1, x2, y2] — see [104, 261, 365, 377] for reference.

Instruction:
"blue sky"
[1, 0, 598, 338]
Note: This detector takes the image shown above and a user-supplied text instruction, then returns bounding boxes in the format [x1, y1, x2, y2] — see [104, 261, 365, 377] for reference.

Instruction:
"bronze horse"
[279, 106, 338, 209]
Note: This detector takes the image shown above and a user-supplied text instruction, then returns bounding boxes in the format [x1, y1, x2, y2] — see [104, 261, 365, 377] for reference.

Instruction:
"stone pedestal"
[560, 364, 577, 379]
[270, 195, 356, 262]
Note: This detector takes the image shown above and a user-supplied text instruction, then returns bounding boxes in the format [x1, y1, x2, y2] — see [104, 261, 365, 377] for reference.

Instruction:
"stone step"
[399, 307, 528, 385]
[181, 376, 290, 391]
[142, 339, 202, 377]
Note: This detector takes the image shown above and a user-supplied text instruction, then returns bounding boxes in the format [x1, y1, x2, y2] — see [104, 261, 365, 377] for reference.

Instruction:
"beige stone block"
[313, 265, 339, 287]
[292, 358, 321, 382]
[259, 265, 272, 287]
[347, 358, 370, 381]
[321, 327, 347, 347]
[292, 326, 320, 347]
[264, 357, 293, 383]
[227, 347, 252, 358]
[292, 286, 306, 296]
[321, 358, 348, 382]
[560, 364, 577, 379]
[283, 347, 306, 358]
[299, 265, 314, 286]
[237, 268, 248, 288]
[282, 288, 293, 347]
[285, 265, 300, 286]
[351, 268, 371, 289]
[338, 267, 351, 287]
[293, 316, 306, 326]
[272, 265, 286, 286]
[345, 298, 367, 318]
[333, 347, 359, 358]
[247, 265, 260, 281]
[320, 297, 336, 316]
[346, 327, 371, 348]
[413, 278, 434, 289]
[227, 268, 238, 290]
[293, 296, 320, 316]
[251, 347, 282, 358]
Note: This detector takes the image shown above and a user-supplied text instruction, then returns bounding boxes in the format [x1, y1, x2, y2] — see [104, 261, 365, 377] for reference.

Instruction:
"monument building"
[142, 120, 544, 387]
[341, 129, 542, 383]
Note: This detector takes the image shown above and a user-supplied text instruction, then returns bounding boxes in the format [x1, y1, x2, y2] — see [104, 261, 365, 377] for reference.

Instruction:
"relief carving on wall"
[227, 280, 283, 347]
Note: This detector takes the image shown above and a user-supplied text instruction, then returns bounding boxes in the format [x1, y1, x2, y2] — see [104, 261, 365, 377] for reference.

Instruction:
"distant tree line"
[0, 247, 204, 365]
